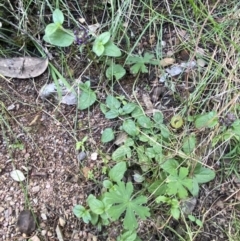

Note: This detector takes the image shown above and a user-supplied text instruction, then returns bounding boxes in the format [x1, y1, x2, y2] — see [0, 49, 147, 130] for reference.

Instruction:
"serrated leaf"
[123, 120, 138, 136]
[101, 128, 115, 143]
[106, 64, 126, 80]
[137, 116, 153, 129]
[10, 170, 25, 182]
[112, 146, 132, 161]
[122, 103, 137, 114]
[182, 134, 196, 154]
[104, 182, 150, 230]
[193, 165, 215, 184]
[105, 109, 119, 119]
[87, 195, 105, 214]
[194, 111, 218, 129]
[109, 162, 127, 182]
[161, 159, 179, 175]
[103, 41, 122, 57]
[106, 95, 121, 109]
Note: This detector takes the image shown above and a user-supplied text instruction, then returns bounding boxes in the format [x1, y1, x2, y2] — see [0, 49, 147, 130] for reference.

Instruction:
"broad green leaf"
[96, 32, 111, 45]
[87, 194, 105, 214]
[44, 23, 59, 35]
[106, 64, 126, 80]
[101, 128, 115, 143]
[73, 205, 91, 223]
[106, 95, 121, 109]
[171, 207, 180, 220]
[145, 147, 155, 158]
[123, 120, 138, 136]
[105, 109, 119, 119]
[43, 28, 74, 47]
[193, 165, 215, 184]
[103, 40, 122, 57]
[137, 116, 153, 129]
[103, 180, 113, 189]
[194, 111, 218, 128]
[122, 103, 137, 114]
[117, 230, 137, 241]
[153, 112, 163, 125]
[148, 180, 167, 197]
[53, 9, 64, 24]
[161, 159, 179, 175]
[104, 182, 150, 230]
[109, 162, 127, 182]
[78, 81, 97, 110]
[160, 124, 170, 139]
[182, 134, 196, 154]
[131, 106, 144, 118]
[92, 42, 104, 56]
[112, 146, 132, 161]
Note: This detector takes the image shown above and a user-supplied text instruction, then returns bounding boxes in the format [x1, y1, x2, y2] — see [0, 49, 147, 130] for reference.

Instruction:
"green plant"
[92, 32, 121, 57]
[43, 9, 75, 47]
[106, 63, 126, 80]
[126, 52, 159, 74]
[76, 136, 88, 152]
[73, 161, 149, 234]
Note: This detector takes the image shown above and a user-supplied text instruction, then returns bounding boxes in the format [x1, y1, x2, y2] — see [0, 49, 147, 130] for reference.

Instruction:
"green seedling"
[126, 52, 159, 74]
[76, 136, 88, 152]
[43, 9, 75, 47]
[92, 32, 121, 57]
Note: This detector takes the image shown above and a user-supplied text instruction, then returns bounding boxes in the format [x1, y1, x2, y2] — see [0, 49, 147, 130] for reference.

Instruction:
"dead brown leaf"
[159, 58, 175, 67]
[0, 57, 48, 79]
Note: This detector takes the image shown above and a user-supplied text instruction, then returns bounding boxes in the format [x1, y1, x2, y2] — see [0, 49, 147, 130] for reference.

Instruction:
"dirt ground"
[1, 1, 240, 240]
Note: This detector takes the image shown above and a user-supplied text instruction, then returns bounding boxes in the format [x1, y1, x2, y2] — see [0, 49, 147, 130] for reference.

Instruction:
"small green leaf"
[122, 103, 137, 114]
[137, 116, 153, 129]
[170, 115, 184, 129]
[153, 112, 163, 125]
[109, 162, 127, 182]
[105, 109, 119, 119]
[44, 23, 59, 35]
[193, 164, 215, 184]
[182, 134, 196, 154]
[131, 106, 144, 118]
[112, 146, 132, 161]
[93, 42, 104, 56]
[103, 41, 122, 57]
[97, 32, 111, 45]
[103, 180, 113, 189]
[106, 95, 121, 109]
[101, 128, 115, 143]
[194, 111, 218, 129]
[171, 207, 180, 220]
[78, 81, 97, 110]
[123, 120, 139, 136]
[87, 194, 105, 214]
[53, 9, 64, 24]
[106, 64, 126, 80]
[73, 205, 91, 223]
[161, 159, 179, 175]
[43, 27, 74, 47]
[188, 214, 196, 222]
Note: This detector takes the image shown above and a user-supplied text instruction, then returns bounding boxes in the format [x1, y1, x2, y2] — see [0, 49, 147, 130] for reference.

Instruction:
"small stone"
[197, 58, 206, 67]
[17, 210, 37, 235]
[47, 231, 52, 236]
[59, 217, 66, 227]
[41, 213, 47, 220]
[32, 186, 40, 193]
[77, 151, 87, 162]
[91, 152, 98, 161]
[41, 230, 47, 236]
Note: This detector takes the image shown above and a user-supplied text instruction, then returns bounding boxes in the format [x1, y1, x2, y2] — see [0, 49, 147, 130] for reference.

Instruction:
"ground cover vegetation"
[0, 0, 240, 240]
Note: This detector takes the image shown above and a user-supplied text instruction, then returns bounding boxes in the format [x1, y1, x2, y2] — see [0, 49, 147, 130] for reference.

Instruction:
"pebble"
[90, 152, 98, 161]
